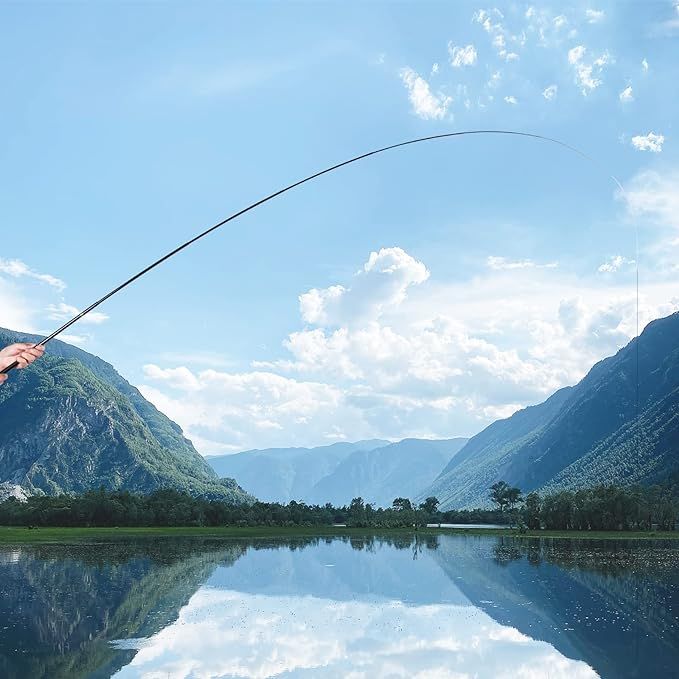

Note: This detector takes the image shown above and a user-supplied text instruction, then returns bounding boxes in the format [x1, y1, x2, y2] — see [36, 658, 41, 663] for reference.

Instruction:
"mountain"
[0, 327, 253, 502]
[207, 440, 389, 503]
[306, 438, 469, 507]
[208, 437, 468, 506]
[421, 311, 679, 509]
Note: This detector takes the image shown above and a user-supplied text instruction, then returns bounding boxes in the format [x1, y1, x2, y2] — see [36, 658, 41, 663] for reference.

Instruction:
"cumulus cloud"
[641, 58, 649, 72]
[140, 368, 354, 454]
[448, 43, 478, 68]
[141, 249, 677, 453]
[504, 95, 518, 105]
[299, 247, 429, 327]
[619, 85, 633, 102]
[631, 132, 665, 153]
[567, 45, 612, 95]
[399, 67, 452, 120]
[542, 84, 558, 100]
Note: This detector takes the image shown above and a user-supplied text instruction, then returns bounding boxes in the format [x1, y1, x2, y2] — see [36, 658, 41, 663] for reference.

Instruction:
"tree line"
[0, 489, 500, 529]
[0, 480, 676, 530]
[488, 479, 679, 531]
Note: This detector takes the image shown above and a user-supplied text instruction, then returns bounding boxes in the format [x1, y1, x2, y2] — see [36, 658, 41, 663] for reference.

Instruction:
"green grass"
[0, 525, 678, 544]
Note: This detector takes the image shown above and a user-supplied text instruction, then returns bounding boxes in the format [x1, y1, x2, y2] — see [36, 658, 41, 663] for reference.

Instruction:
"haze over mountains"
[208, 438, 468, 507]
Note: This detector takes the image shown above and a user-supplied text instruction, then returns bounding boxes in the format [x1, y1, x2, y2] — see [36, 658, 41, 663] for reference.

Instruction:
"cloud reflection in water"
[113, 587, 597, 678]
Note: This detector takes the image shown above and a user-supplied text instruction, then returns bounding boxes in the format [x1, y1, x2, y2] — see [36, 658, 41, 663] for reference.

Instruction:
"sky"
[1, 1, 678, 455]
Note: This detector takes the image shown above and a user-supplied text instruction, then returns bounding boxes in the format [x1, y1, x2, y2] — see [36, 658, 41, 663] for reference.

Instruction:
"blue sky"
[1, 1, 678, 454]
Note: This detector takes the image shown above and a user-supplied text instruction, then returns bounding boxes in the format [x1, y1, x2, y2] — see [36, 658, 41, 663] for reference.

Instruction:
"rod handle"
[0, 360, 19, 375]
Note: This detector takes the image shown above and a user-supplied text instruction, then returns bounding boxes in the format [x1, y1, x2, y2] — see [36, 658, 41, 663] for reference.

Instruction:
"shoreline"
[0, 525, 678, 543]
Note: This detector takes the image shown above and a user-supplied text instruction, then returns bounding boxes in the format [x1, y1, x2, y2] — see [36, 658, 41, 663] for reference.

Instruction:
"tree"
[419, 497, 440, 514]
[489, 481, 522, 514]
[505, 487, 523, 511]
[392, 497, 413, 511]
[348, 497, 366, 526]
[524, 492, 541, 530]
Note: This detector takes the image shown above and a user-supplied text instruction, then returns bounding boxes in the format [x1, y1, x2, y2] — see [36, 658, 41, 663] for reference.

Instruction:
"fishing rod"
[0, 129, 634, 375]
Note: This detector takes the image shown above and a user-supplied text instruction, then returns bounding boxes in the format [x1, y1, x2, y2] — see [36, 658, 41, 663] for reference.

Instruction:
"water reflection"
[0, 535, 676, 678]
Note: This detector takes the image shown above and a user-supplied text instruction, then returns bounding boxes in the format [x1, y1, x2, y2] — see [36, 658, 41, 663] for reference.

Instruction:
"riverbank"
[0, 525, 677, 543]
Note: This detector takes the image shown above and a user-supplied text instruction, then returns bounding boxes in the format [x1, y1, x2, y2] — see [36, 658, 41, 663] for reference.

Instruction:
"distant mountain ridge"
[208, 437, 468, 506]
[0, 327, 253, 502]
[420, 311, 679, 509]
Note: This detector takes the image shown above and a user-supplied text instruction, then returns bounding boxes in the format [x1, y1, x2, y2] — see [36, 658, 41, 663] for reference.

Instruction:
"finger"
[24, 348, 43, 360]
[15, 356, 29, 369]
[0, 375, 7, 384]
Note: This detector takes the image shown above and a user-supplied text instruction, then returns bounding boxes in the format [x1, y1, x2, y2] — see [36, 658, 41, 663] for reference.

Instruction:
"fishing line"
[1, 129, 641, 458]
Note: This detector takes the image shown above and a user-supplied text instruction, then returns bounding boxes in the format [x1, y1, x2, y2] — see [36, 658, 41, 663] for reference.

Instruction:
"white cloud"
[487, 256, 557, 270]
[447, 43, 478, 68]
[138, 235, 679, 454]
[0, 258, 65, 291]
[619, 85, 634, 102]
[140, 368, 354, 454]
[46, 302, 109, 325]
[641, 58, 649, 72]
[553, 15, 568, 29]
[431, 62, 439, 75]
[399, 67, 452, 120]
[503, 95, 518, 105]
[487, 71, 502, 89]
[118, 581, 599, 679]
[621, 169, 679, 229]
[585, 9, 605, 23]
[631, 132, 665, 153]
[473, 8, 522, 61]
[567, 45, 612, 95]
[0, 258, 101, 341]
[597, 255, 635, 273]
[542, 84, 558, 100]
[0, 279, 35, 333]
[299, 247, 429, 327]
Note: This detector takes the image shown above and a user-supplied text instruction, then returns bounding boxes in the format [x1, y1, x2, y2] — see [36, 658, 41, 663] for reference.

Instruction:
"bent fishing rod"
[0, 129, 633, 375]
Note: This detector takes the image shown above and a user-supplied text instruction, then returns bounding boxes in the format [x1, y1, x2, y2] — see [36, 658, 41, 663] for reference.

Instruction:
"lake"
[0, 534, 677, 678]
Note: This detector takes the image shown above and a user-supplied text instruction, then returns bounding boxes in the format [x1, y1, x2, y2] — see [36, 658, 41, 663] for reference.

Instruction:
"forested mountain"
[421, 311, 679, 509]
[208, 438, 468, 506]
[0, 328, 253, 502]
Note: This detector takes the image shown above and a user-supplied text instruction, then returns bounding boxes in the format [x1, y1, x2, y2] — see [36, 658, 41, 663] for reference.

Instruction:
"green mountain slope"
[421, 311, 679, 509]
[0, 328, 253, 502]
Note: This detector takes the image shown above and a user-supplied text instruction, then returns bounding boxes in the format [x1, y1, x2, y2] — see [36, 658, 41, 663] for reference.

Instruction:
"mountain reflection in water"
[0, 534, 677, 679]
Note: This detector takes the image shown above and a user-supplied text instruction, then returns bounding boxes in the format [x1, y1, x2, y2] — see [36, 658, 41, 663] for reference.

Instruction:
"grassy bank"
[0, 525, 678, 544]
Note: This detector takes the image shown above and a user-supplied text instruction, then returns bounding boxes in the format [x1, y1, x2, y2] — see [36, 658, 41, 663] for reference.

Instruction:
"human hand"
[0, 343, 45, 384]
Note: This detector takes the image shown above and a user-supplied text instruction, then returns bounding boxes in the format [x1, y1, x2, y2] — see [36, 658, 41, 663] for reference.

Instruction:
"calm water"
[0, 535, 678, 678]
